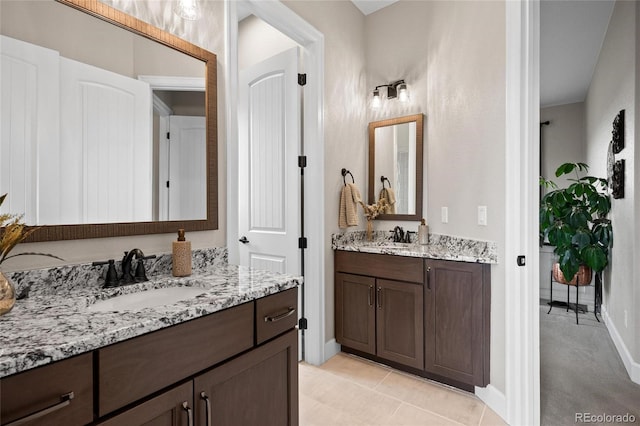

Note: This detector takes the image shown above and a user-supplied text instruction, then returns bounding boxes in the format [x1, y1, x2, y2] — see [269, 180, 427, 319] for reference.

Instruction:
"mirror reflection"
[0, 0, 207, 226]
[368, 113, 424, 221]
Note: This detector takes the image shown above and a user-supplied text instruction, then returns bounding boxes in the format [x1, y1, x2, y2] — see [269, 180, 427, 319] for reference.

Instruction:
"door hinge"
[166, 132, 170, 139]
[298, 237, 307, 249]
[298, 317, 308, 330]
[298, 155, 307, 168]
[298, 73, 307, 86]
[166, 181, 170, 188]
[517, 255, 526, 266]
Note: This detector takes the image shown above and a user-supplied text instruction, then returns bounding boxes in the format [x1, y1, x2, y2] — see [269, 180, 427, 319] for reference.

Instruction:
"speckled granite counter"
[0, 248, 301, 378]
[332, 231, 498, 264]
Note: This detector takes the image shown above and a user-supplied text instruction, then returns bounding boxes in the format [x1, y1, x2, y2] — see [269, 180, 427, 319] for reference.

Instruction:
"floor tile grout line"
[478, 404, 487, 426]
[402, 400, 471, 426]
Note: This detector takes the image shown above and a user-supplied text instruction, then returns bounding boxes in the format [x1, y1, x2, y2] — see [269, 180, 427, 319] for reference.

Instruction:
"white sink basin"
[88, 287, 206, 313]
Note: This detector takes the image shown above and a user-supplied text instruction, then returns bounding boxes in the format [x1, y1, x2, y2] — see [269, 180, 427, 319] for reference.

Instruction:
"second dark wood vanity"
[335, 250, 490, 391]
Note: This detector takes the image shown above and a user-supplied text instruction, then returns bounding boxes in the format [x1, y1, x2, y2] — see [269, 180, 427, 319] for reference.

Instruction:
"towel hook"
[381, 176, 392, 189]
[341, 168, 355, 186]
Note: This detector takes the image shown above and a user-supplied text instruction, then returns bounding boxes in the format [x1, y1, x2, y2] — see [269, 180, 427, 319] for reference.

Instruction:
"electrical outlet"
[478, 206, 487, 226]
[441, 207, 448, 224]
[624, 310, 628, 328]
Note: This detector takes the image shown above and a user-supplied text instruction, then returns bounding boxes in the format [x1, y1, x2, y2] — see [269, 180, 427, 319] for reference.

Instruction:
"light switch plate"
[441, 207, 448, 224]
[478, 206, 487, 226]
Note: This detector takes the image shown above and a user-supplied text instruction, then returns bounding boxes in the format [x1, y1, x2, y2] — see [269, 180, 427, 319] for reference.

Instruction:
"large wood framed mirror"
[368, 113, 424, 221]
[0, 0, 217, 242]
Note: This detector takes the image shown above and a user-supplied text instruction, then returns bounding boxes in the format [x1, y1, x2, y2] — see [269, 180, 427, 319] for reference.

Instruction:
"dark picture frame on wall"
[612, 109, 625, 154]
[612, 159, 625, 199]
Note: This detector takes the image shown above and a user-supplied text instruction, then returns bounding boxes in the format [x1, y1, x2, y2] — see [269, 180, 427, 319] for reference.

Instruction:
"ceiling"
[350, 0, 397, 16]
[540, 0, 614, 107]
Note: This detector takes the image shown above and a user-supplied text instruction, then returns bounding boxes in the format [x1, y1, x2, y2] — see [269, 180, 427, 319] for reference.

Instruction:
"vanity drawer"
[256, 287, 298, 344]
[1, 353, 93, 426]
[98, 302, 254, 416]
[335, 251, 424, 283]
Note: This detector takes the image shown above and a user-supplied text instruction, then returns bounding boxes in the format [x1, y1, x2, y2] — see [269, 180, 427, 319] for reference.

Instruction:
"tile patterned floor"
[299, 353, 506, 426]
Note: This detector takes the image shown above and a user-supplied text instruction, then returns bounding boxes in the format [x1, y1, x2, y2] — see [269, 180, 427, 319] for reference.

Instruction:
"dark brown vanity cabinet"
[1, 289, 299, 426]
[425, 259, 491, 387]
[335, 252, 424, 370]
[335, 251, 491, 390]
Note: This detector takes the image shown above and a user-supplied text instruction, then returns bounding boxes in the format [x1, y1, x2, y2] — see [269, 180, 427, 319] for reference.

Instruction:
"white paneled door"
[168, 115, 207, 221]
[238, 47, 301, 276]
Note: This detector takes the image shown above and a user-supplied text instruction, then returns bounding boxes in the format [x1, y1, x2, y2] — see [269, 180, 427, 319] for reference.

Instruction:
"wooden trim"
[22, 0, 218, 242]
[368, 113, 424, 221]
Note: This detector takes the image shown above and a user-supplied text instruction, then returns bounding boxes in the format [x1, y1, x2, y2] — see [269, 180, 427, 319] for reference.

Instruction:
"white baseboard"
[323, 338, 341, 363]
[475, 384, 507, 423]
[602, 306, 640, 384]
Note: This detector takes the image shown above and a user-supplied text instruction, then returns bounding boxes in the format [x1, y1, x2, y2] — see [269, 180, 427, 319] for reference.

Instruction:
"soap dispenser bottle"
[172, 229, 192, 277]
[418, 218, 429, 245]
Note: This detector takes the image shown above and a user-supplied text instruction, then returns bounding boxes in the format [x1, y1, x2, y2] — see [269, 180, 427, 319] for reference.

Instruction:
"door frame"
[499, 1, 541, 424]
[225, 0, 327, 365]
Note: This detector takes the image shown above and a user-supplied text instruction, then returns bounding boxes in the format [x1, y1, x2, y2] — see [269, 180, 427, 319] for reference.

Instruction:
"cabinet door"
[0, 353, 93, 426]
[96, 382, 193, 426]
[376, 279, 424, 369]
[335, 272, 376, 355]
[194, 329, 298, 426]
[425, 260, 489, 386]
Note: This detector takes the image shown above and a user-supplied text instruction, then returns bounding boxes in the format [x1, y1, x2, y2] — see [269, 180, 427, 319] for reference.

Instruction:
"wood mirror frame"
[22, 0, 218, 242]
[368, 113, 424, 221]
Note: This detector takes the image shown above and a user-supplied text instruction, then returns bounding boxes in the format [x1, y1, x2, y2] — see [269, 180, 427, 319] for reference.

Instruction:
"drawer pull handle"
[182, 401, 193, 426]
[368, 285, 373, 306]
[6, 392, 74, 426]
[200, 392, 212, 426]
[264, 307, 296, 322]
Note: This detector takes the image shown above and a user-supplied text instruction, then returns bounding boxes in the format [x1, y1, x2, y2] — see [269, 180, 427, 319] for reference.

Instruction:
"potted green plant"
[540, 162, 613, 304]
[1, 193, 63, 315]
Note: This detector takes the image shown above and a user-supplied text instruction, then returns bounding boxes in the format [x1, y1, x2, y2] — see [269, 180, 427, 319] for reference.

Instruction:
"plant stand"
[546, 271, 599, 324]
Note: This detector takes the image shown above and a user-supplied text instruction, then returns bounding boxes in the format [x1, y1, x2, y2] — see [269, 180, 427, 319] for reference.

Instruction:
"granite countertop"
[332, 231, 498, 264]
[0, 249, 301, 379]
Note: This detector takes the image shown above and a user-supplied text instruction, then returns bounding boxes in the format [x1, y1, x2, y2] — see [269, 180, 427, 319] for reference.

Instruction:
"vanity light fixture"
[174, 0, 201, 20]
[371, 79, 409, 108]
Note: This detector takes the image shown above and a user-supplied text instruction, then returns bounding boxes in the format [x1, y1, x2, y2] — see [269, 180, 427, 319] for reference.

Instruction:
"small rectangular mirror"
[368, 113, 424, 221]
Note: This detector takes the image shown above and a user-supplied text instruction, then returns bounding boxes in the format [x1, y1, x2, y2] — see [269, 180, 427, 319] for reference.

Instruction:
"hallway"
[540, 302, 640, 425]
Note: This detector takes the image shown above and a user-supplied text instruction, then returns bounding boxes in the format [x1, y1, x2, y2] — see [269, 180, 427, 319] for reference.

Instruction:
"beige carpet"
[541, 301, 640, 425]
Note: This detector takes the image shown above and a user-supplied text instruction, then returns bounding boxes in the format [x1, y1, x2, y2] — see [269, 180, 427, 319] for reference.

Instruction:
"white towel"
[339, 183, 362, 228]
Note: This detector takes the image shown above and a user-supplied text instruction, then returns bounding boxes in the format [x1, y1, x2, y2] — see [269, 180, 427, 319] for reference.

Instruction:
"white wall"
[1, 0, 227, 272]
[364, 1, 507, 393]
[584, 0, 637, 364]
[238, 15, 298, 70]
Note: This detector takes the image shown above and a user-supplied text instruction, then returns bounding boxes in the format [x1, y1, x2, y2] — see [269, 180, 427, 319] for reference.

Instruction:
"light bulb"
[372, 90, 381, 108]
[174, 0, 201, 20]
[398, 83, 409, 102]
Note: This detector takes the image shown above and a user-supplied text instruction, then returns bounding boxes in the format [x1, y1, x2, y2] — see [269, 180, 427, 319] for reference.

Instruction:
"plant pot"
[0, 270, 16, 316]
[552, 263, 592, 286]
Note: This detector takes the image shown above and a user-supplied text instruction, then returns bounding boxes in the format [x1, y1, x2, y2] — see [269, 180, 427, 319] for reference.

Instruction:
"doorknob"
[239, 236, 250, 244]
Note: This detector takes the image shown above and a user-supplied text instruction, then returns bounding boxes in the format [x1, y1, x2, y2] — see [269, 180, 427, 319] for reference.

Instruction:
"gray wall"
[584, 0, 638, 364]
